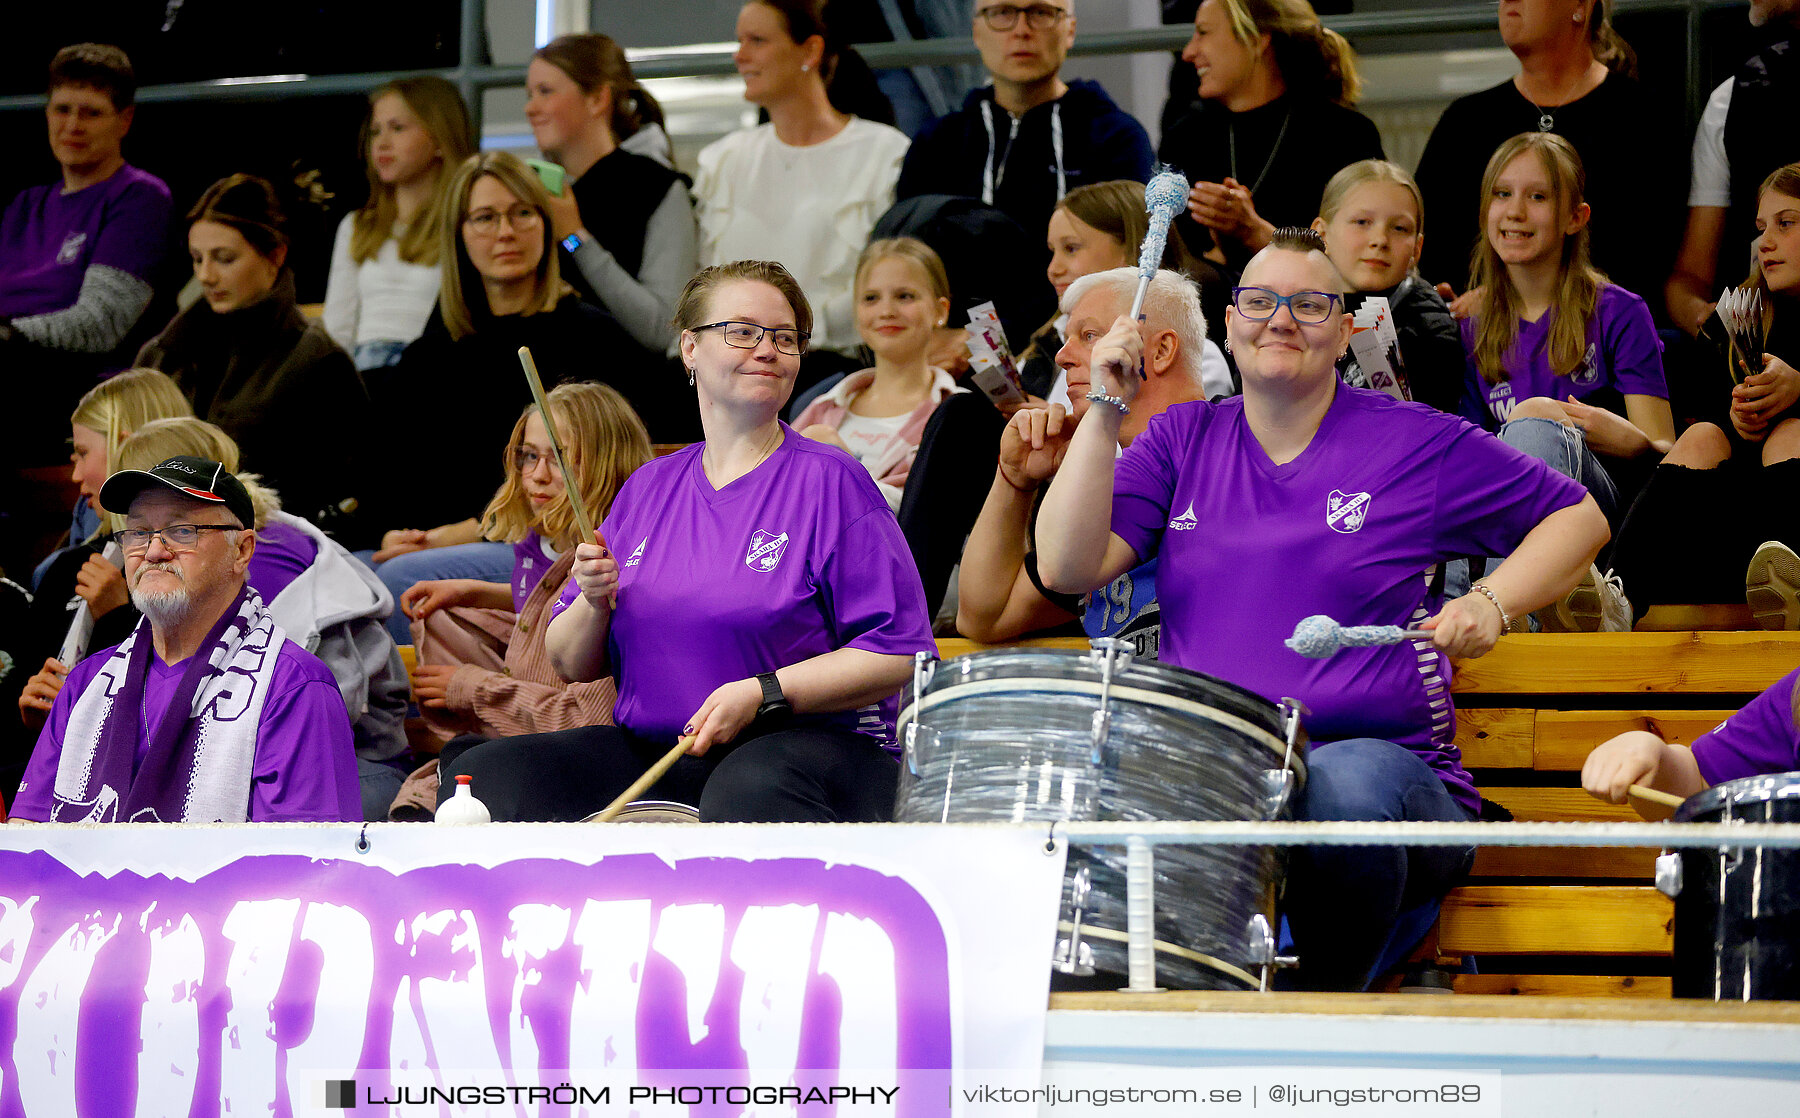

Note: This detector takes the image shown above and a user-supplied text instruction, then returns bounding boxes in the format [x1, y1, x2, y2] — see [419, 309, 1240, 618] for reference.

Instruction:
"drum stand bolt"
[1053, 865, 1097, 976]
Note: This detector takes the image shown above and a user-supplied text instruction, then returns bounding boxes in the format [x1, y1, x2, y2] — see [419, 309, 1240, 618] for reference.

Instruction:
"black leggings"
[437, 723, 900, 823]
[1610, 455, 1800, 614]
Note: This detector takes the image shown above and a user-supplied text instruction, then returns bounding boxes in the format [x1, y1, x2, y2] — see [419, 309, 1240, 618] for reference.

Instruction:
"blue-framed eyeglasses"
[1230, 286, 1342, 325]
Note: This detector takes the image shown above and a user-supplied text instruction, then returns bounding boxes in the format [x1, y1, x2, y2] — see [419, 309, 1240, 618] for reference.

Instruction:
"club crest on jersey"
[1326, 489, 1370, 534]
[746, 528, 789, 573]
[57, 232, 87, 265]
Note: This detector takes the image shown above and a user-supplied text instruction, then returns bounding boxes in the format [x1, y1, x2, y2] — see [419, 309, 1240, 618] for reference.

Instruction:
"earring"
[800, 62, 810, 72]
[1224, 337, 1232, 354]
[1573, 10, 1582, 20]
[687, 367, 696, 387]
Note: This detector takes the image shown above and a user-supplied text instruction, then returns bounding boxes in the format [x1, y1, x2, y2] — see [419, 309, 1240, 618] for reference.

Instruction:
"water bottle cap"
[456, 774, 471, 786]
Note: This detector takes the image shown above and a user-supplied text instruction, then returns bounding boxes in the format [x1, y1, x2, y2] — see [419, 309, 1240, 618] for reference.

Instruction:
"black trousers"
[437, 723, 900, 823]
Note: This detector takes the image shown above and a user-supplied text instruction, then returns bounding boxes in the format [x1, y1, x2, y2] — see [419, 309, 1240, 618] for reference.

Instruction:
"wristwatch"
[755, 672, 792, 724]
[560, 231, 586, 253]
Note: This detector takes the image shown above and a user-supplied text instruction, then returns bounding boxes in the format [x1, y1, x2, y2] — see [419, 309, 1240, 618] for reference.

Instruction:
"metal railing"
[0, 0, 1747, 132]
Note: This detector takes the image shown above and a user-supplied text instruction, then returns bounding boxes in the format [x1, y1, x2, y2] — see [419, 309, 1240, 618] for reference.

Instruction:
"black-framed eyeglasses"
[111, 524, 237, 554]
[1230, 286, 1342, 325]
[692, 320, 809, 356]
[975, 3, 1070, 31]
[511, 447, 562, 476]
[463, 205, 543, 237]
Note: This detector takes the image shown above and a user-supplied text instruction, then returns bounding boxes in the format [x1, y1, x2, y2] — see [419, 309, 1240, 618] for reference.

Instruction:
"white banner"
[0, 822, 1067, 1116]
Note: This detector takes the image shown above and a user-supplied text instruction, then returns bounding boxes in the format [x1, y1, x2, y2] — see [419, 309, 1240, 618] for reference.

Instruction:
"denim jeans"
[1283, 737, 1476, 990]
[1497, 415, 1619, 522]
[354, 540, 516, 645]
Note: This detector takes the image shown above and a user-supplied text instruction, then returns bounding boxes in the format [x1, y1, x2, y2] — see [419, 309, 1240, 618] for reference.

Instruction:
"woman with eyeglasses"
[359, 152, 643, 631]
[1159, 0, 1383, 273]
[1032, 227, 1608, 990]
[440, 260, 934, 824]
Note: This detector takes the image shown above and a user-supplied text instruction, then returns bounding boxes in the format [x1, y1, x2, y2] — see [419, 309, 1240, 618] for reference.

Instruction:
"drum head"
[582, 800, 700, 823]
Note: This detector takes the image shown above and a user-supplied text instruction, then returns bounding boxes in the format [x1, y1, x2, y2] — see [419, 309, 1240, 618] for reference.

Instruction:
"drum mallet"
[1285, 614, 1434, 659]
[518, 346, 612, 606]
[589, 734, 699, 822]
[1126, 168, 1190, 379]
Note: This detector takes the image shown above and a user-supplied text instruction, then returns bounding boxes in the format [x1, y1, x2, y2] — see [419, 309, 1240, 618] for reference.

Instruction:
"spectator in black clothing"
[1664, 0, 1800, 337]
[359, 152, 648, 599]
[1311, 159, 1465, 414]
[1158, 0, 1382, 273]
[137, 174, 367, 528]
[1611, 164, 1800, 628]
[895, 1, 1154, 244]
[1412, 0, 1677, 305]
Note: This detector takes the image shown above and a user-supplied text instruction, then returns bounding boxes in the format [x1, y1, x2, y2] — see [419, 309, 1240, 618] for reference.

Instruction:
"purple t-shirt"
[0, 165, 171, 318]
[513, 531, 559, 612]
[1108, 387, 1589, 813]
[1691, 667, 1800, 786]
[1460, 284, 1667, 427]
[12, 634, 361, 823]
[246, 521, 319, 604]
[552, 427, 934, 747]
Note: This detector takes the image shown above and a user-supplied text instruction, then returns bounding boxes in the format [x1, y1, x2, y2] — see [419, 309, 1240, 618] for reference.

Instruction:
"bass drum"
[581, 801, 701, 823]
[895, 642, 1305, 990]
[1666, 772, 1800, 1000]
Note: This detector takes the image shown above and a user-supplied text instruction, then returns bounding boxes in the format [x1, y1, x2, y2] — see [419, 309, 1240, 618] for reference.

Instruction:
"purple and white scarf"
[50, 587, 285, 822]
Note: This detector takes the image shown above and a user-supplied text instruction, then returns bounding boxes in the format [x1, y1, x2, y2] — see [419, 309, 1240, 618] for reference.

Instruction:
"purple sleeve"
[1108, 407, 1186, 563]
[1430, 421, 1589, 558]
[818, 507, 934, 658]
[89, 173, 171, 283]
[1690, 667, 1800, 786]
[1601, 287, 1668, 400]
[7, 656, 110, 822]
[249, 660, 361, 822]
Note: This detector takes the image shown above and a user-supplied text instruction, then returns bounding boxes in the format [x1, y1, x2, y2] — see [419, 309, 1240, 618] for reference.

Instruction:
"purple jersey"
[553, 427, 933, 746]
[1108, 387, 1588, 813]
[1691, 666, 1800, 786]
[1461, 284, 1667, 426]
[512, 531, 559, 612]
[0, 165, 170, 318]
[13, 636, 360, 822]
[247, 520, 319, 604]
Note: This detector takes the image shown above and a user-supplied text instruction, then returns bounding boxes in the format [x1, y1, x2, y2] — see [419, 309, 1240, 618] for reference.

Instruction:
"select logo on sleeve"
[745, 528, 789, 572]
[1326, 489, 1371, 534]
[1167, 502, 1198, 531]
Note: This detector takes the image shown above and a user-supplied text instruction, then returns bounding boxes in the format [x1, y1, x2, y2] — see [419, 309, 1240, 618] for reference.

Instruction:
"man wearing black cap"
[8, 457, 360, 823]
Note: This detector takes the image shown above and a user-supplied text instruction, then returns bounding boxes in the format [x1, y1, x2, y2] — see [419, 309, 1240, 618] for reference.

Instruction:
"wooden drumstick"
[590, 735, 697, 822]
[517, 346, 597, 544]
[1628, 782, 1685, 822]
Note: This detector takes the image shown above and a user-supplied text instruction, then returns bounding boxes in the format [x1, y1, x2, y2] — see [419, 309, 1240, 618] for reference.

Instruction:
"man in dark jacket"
[895, 1, 1154, 240]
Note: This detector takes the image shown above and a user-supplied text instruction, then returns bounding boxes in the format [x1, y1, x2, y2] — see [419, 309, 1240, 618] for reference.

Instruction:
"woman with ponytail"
[1159, 0, 1384, 272]
[1414, 0, 1677, 302]
[527, 33, 697, 356]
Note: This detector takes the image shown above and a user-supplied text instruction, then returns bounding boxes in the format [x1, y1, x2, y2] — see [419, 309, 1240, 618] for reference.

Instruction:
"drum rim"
[1674, 770, 1800, 822]
[898, 677, 1307, 778]
[908, 649, 1289, 737]
[1055, 919, 1260, 988]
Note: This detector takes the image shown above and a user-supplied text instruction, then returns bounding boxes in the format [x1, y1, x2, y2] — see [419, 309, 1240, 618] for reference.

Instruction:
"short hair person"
[0, 43, 173, 464]
[1033, 228, 1610, 989]
[895, 1, 1154, 247]
[9, 458, 360, 823]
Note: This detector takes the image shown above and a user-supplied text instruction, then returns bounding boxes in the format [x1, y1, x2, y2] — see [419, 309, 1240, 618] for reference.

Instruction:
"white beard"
[131, 566, 192, 628]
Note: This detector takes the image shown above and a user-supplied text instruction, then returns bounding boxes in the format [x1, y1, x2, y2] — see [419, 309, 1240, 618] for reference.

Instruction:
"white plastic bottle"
[435, 774, 491, 824]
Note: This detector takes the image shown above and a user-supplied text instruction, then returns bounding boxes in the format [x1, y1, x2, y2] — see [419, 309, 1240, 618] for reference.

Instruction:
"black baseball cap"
[99, 456, 256, 528]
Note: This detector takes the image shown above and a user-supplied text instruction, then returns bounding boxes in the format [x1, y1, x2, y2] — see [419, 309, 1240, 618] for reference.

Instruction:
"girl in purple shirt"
[1033, 229, 1608, 989]
[1459, 133, 1674, 525]
[443, 261, 934, 823]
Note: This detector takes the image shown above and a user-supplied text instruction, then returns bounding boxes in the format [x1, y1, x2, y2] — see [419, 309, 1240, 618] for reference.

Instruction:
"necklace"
[1528, 100, 1556, 133]
[704, 425, 782, 483]
[1227, 109, 1292, 197]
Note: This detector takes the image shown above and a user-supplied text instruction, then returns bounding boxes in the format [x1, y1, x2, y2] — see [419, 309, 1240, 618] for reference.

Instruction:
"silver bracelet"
[1085, 391, 1129, 415]
[1468, 582, 1511, 632]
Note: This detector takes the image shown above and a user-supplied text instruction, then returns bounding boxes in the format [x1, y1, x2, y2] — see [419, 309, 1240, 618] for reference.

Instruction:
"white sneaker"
[1746, 541, 1800, 631]
[1541, 565, 1633, 632]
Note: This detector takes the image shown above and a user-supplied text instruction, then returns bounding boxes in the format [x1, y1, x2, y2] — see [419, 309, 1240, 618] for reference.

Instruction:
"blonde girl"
[1311, 159, 1464, 412]
[323, 76, 476, 369]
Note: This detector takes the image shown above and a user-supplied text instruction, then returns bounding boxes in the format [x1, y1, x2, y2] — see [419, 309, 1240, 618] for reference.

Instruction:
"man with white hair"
[956, 267, 1210, 651]
[9, 457, 359, 823]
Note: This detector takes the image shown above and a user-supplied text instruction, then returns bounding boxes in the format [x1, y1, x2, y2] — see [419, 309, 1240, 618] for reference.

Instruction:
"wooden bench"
[932, 631, 1800, 996]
